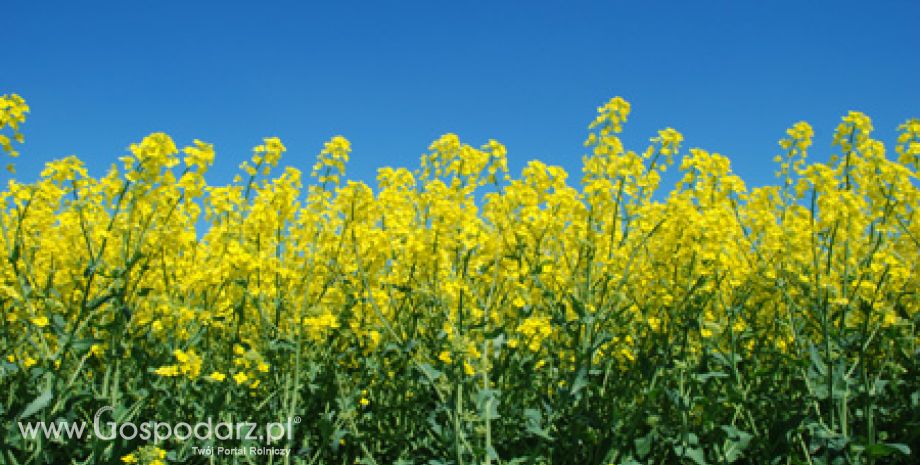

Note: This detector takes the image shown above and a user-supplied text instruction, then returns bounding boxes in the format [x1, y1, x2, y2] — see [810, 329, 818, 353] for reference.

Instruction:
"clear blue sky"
[4, 1, 919, 190]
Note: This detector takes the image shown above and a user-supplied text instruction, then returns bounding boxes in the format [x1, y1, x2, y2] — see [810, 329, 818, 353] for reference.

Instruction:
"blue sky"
[4, 1, 919, 191]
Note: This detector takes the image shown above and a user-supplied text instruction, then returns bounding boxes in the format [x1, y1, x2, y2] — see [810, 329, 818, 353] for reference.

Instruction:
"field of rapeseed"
[1, 92, 918, 464]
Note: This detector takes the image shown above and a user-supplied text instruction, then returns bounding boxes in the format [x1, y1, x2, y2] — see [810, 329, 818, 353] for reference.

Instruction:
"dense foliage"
[1, 92, 918, 464]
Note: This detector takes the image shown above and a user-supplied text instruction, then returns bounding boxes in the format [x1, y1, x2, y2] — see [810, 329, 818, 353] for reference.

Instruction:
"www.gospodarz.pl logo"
[17, 406, 300, 444]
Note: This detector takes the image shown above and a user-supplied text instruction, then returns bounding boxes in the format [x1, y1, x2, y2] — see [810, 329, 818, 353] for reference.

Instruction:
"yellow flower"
[30, 316, 49, 328]
[154, 365, 180, 377]
[90, 344, 105, 357]
[516, 316, 552, 352]
[463, 361, 475, 376]
[207, 371, 226, 382]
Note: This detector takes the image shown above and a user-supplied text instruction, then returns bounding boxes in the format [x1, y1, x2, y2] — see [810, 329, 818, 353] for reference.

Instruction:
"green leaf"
[720, 425, 752, 462]
[686, 447, 708, 465]
[330, 429, 347, 451]
[475, 388, 500, 420]
[523, 408, 553, 441]
[808, 343, 826, 376]
[693, 371, 728, 383]
[70, 338, 100, 354]
[569, 368, 588, 397]
[417, 363, 442, 382]
[635, 433, 652, 458]
[52, 314, 67, 331]
[865, 443, 910, 457]
[674, 445, 708, 465]
[19, 390, 53, 419]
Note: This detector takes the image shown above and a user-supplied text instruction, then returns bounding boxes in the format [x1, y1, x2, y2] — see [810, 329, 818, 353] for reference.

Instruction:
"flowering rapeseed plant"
[0, 93, 917, 464]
